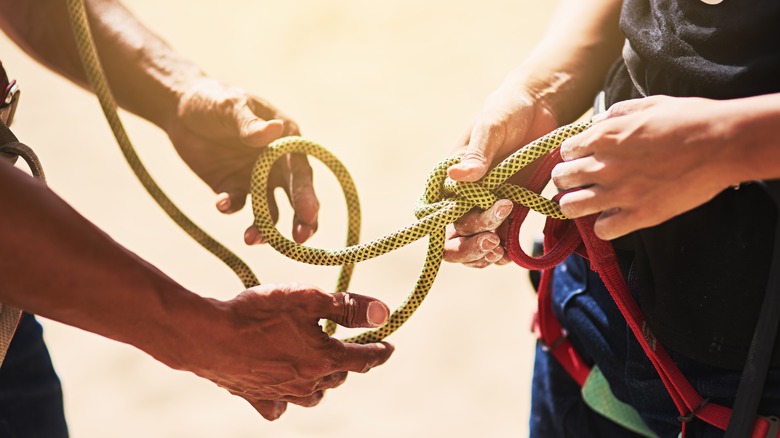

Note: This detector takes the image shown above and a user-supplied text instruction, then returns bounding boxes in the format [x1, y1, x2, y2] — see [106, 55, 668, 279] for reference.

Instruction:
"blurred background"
[1, 1, 560, 436]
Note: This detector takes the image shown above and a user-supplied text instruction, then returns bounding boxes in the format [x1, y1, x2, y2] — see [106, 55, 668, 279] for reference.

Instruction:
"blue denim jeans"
[530, 254, 780, 438]
[0, 312, 68, 437]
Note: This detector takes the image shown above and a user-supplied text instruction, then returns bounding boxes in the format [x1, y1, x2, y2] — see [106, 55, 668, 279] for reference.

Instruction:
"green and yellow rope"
[66, 0, 589, 344]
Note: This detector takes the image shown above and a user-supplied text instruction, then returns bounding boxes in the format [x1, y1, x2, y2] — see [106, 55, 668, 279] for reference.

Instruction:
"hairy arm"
[0, 0, 319, 243]
[0, 0, 198, 128]
[0, 158, 212, 364]
[0, 159, 392, 419]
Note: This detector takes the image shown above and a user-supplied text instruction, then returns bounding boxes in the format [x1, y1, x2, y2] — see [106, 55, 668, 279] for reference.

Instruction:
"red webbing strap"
[573, 215, 778, 437]
[502, 144, 778, 437]
[533, 267, 591, 386]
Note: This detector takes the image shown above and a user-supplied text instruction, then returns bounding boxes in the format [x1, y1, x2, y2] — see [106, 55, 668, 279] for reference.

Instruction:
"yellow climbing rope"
[66, 0, 590, 344]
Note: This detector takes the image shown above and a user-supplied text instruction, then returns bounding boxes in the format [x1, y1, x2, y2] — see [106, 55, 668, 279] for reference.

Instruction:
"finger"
[559, 130, 596, 162]
[495, 248, 512, 265]
[319, 292, 390, 328]
[447, 120, 504, 182]
[244, 225, 266, 245]
[235, 103, 286, 147]
[246, 187, 279, 245]
[215, 190, 249, 214]
[331, 341, 395, 373]
[551, 157, 603, 191]
[316, 371, 348, 391]
[280, 391, 325, 408]
[453, 199, 513, 236]
[251, 400, 288, 421]
[287, 153, 319, 243]
[592, 207, 632, 241]
[443, 232, 500, 263]
[558, 187, 618, 219]
[461, 247, 505, 269]
[464, 259, 493, 269]
[591, 97, 657, 123]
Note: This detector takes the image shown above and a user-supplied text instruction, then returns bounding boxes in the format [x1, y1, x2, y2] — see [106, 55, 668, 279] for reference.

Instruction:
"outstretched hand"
[180, 283, 393, 421]
[166, 79, 319, 245]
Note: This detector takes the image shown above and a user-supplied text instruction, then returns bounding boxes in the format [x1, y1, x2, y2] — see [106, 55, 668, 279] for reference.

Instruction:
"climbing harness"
[725, 181, 780, 438]
[504, 147, 780, 437]
[64, 0, 780, 435]
[0, 69, 46, 368]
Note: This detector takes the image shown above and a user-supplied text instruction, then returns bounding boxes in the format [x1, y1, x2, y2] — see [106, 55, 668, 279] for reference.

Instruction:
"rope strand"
[66, 0, 588, 343]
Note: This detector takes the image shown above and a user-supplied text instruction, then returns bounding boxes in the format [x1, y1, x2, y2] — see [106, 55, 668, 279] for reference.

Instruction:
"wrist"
[717, 95, 780, 186]
[500, 64, 587, 126]
[126, 274, 227, 372]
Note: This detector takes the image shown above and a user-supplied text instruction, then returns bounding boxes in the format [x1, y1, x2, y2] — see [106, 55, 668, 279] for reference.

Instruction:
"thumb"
[236, 104, 285, 147]
[251, 400, 288, 421]
[215, 191, 248, 214]
[447, 120, 503, 182]
[318, 292, 390, 329]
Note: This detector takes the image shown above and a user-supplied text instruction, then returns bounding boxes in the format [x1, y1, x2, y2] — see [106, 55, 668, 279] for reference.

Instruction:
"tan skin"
[0, 0, 392, 421]
[445, 0, 780, 265]
[444, 0, 624, 266]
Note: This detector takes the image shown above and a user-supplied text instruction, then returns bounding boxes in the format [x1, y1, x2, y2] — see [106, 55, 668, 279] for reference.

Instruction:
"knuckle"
[558, 196, 579, 217]
[299, 391, 325, 407]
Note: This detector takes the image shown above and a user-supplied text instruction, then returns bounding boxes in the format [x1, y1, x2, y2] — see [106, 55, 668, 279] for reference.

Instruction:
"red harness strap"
[505, 153, 780, 437]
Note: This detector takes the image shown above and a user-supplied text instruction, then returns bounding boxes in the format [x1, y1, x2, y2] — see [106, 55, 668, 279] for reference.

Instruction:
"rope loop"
[68, 0, 595, 345]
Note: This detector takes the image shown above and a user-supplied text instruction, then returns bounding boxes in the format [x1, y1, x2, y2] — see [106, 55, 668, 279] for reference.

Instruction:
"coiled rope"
[66, 0, 590, 343]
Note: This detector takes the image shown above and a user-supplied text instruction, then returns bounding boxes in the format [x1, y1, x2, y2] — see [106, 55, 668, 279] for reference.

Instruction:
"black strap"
[725, 180, 780, 438]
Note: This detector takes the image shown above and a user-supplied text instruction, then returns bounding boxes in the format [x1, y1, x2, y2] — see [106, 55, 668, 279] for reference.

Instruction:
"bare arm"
[0, 0, 197, 128]
[0, 0, 318, 243]
[506, 0, 625, 124]
[0, 159, 392, 419]
[444, 0, 624, 267]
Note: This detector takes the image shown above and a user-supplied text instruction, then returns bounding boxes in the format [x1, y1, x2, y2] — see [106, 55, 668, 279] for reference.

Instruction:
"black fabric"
[619, 0, 780, 100]
[605, 0, 780, 370]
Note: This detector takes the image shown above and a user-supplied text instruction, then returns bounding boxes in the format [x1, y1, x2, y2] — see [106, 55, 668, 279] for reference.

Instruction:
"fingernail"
[485, 250, 501, 263]
[217, 196, 230, 212]
[480, 236, 500, 251]
[295, 224, 315, 243]
[248, 119, 267, 132]
[494, 202, 513, 220]
[269, 402, 286, 420]
[367, 302, 389, 328]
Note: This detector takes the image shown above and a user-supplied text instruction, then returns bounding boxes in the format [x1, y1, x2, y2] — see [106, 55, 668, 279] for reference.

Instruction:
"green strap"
[582, 366, 659, 438]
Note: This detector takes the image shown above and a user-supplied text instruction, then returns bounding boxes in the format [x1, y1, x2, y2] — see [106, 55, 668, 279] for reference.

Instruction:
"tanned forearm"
[719, 94, 780, 185]
[0, 160, 215, 368]
[505, 0, 624, 124]
[0, 0, 205, 129]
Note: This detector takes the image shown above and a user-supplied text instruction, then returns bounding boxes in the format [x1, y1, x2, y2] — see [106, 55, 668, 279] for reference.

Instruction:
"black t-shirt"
[608, 0, 780, 370]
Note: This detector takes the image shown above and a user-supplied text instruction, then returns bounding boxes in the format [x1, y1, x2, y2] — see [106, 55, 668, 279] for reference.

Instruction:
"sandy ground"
[1, 1, 560, 437]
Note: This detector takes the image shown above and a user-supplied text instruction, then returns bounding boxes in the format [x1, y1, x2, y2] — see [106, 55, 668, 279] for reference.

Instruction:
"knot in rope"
[443, 179, 498, 211]
[67, 0, 593, 343]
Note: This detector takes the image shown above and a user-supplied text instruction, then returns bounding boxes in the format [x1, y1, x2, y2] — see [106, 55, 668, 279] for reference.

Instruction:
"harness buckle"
[678, 398, 710, 423]
[762, 416, 780, 438]
[540, 329, 568, 352]
[0, 80, 20, 127]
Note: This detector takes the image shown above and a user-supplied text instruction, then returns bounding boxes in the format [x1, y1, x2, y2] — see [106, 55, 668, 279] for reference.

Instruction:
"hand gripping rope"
[66, 0, 587, 344]
[65, 0, 780, 435]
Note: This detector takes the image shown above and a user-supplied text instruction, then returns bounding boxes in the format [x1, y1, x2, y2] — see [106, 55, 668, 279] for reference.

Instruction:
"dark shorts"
[0, 312, 68, 437]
